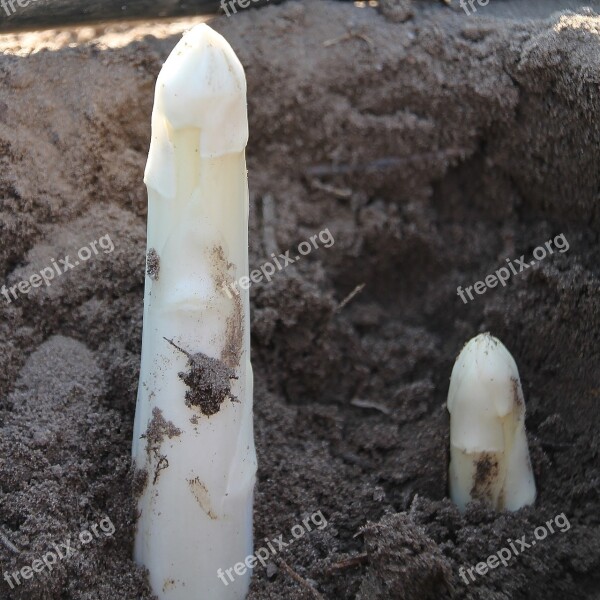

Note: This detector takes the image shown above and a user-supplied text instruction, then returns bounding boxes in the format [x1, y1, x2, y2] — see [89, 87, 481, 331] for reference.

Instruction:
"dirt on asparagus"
[179, 350, 238, 417]
[0, 1, 598, 599]
[145, 248, 160, 281]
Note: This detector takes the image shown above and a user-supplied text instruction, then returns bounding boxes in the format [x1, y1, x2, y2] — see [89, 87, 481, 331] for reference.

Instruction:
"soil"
[141, 407, 181, 486]
[172, 342, 239, 416]
[146, 248, 160, 281]
[0, 1, 599, 599]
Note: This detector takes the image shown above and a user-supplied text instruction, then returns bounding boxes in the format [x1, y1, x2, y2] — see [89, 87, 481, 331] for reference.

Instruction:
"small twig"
[306, 150, 465, 177]
[309, 179, 353, 199]
[350, 398, 390, 415]
[310, 283, 365, 348]
[335, 283, 365, 313]
[323, 31, 374, 49]
[164, 337, 192, 359]
[325, 553, 368, 574]
[323, 33, 349, 47]
[0, 530, 19, 554]
[277, 559, 326, 600]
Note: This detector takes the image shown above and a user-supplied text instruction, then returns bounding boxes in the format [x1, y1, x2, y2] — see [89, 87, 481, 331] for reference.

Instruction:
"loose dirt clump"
[146, 248, 160, 280]
[165, 337, 238, 416]
[131, 467, 149, 500]
[142, 406, 182, 455]
[180, 352, 238, 416]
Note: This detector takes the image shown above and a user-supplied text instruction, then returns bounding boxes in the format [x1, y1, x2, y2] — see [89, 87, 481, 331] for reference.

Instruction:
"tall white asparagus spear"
[132, 24, 256, 600]
[447, 333, 536, 512]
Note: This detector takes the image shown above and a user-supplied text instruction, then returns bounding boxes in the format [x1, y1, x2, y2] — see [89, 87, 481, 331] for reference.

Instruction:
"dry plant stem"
[308, 179, 353, 199]
[335, 283, 366, 313]
[325, 553, 369, 573]
[0, 531, 18, 554]
[277, 559, 326, 600]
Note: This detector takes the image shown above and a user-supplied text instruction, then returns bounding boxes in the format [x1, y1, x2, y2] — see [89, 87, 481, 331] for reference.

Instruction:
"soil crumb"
[165, 337, 238, 416]
[146, 248, 160, 280]
[180, 351, 238, 416]
[142, 407, 182, 457]
[132, 467, 150, 499]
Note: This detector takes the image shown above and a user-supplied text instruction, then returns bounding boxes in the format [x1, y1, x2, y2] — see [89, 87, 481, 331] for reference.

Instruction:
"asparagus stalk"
[132, 24, 256, 600]
[447, 333, 536, 512]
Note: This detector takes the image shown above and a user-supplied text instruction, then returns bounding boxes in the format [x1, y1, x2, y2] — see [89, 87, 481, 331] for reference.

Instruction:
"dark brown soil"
[172, 342, 238, 417]
[141, 406, 181, 486]
[0, 1, 598, 599]
[146, 248, 160, 281]
[143, 407, 182, 456]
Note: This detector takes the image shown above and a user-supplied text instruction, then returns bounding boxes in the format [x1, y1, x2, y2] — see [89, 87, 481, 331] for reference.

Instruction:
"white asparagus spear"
[448, 333, 536, 512]
[132, 24, 256, 600]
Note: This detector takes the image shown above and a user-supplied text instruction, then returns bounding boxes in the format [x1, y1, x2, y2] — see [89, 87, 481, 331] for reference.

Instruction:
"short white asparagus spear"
[447, 333, 536, 512]
[132, 24, 256, 600]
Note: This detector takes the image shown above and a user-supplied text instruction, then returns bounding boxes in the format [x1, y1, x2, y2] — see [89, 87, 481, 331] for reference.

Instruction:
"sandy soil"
[0, 1, 599, 599]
